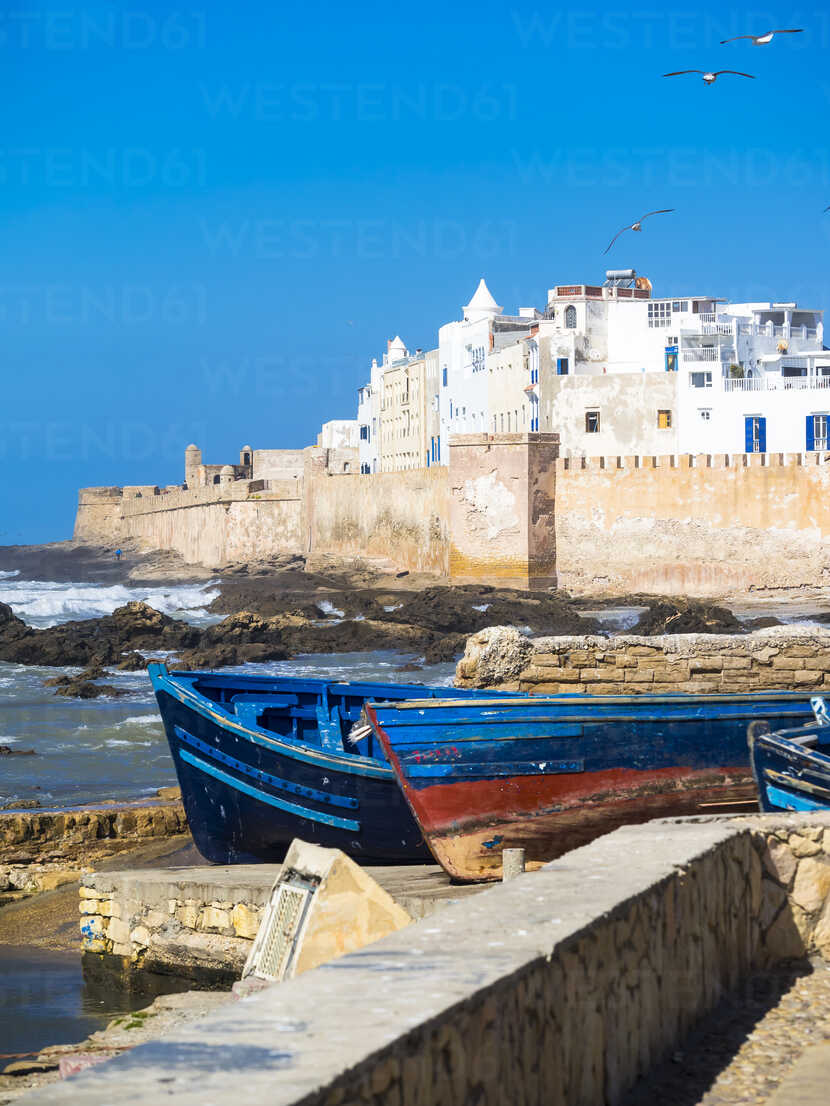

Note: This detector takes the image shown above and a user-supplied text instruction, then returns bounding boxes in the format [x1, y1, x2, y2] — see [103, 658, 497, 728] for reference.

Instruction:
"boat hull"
[151, 673, 434, 864]
[369, 692, 818, 880]
[749, 723, 830, 813]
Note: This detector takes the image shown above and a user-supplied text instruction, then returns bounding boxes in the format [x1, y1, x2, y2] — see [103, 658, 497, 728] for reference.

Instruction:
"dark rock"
[632, 601, 745, 636]
[0, 745, 36, 756]
[116, 651, 148, 670]
[54, 680, 127, 699]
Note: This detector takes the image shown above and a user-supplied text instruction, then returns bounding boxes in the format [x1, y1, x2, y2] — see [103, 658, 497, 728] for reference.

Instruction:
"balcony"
[723, 375, 830, 393]
[682, 347, 733, 363]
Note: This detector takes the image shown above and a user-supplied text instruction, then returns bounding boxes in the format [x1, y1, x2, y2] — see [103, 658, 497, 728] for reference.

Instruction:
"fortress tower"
[184, 444, 202, 489]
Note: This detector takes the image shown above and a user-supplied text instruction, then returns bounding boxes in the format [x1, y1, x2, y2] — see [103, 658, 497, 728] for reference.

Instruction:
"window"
[556, 357, 569, 375]
[657, 409, 672, 429]
[690, 371, 712, 388]
[745, 416, 766, 453]
[585, 409, 600, 433]
[564, 305, 577, 328]
[442, 366, 448, 387]
[664, 346, 678, 373]
[243, 452, 251, 465]
[648, 302, 672, 328]
[359, 424, 370, 441]
[807, 414, 828, 451]
[471, 346, 486, 373]
[698, 409, 711, 421]
[507, 412, 511, 431]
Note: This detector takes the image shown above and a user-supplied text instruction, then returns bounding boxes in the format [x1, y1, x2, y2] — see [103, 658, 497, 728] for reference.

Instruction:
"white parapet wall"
[24, 813, 830, 1106]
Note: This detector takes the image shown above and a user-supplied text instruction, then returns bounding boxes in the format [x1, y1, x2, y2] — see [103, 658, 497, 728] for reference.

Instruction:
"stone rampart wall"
[454, 625, 830, 694]
[307, 465, 450, 575]
[37, 815, 830, 1106]
[554, 450, 830, 596]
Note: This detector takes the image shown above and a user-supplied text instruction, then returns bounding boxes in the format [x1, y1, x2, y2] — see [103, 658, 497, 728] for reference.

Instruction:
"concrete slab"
[765, 1041, 830, 1106]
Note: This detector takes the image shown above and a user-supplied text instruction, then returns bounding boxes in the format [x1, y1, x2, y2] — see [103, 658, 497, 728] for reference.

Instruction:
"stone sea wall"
[79, 868, 271, 986]
[74, 442, 830, 595]
[31, 815, 830, 1106]
[455, 624, 830, 694]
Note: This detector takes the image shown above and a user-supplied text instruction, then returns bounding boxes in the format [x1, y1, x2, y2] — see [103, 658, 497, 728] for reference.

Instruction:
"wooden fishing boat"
[367, 691, 820, 881]
[148, 662, 512, 865]
[749, 698, 830, 812]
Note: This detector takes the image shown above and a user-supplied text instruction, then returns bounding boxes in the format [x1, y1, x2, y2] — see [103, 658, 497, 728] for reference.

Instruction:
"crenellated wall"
[554, 450, 830, 595]
[73, 444, 830, 592]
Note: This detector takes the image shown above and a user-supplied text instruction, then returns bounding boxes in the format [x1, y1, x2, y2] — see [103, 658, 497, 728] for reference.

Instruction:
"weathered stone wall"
[306, 464, 450, 575]
[80, 868, 271, 985]
[455, 624, 830, 695]
[72, 486, 124, 545]
[34, 815, 830, 1106]
[73, 447, 830, 592]
[554, 451, 830, 596]
[448, 433, 559, 589]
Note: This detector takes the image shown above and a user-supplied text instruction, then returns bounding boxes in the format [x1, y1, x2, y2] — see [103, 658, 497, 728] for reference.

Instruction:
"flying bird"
[603, 210, 674, 255]
[663, 70, 756, 85]
[720, 29, 803, 45]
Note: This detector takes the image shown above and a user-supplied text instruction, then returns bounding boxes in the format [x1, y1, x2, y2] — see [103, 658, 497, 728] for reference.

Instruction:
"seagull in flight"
[663, 70, 755, 85]
[720, 29, 803, 45]
[603, 210, 674, 255]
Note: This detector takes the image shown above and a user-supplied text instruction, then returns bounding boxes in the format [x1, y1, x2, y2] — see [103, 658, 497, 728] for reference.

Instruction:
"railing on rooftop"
[723, 376, 830, 393]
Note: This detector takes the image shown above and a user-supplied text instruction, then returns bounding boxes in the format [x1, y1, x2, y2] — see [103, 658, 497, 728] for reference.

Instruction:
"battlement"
[556, 451, 830, 472]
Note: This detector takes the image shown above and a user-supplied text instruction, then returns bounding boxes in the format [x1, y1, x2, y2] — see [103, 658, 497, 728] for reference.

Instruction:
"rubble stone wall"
[455, 625, 830, 695]
[36, 816, 830, 1106]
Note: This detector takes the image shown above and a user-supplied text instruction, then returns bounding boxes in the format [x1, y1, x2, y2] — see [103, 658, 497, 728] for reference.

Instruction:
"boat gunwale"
[151, 667, 396, 779]
[381, 690, 818, 712]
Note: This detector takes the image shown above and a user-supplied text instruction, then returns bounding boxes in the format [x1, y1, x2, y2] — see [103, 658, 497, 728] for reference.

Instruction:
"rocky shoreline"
[0, 543, 794, 692]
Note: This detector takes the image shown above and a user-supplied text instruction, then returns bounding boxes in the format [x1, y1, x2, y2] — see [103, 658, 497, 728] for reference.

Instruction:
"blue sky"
[1, 1, 828, 543]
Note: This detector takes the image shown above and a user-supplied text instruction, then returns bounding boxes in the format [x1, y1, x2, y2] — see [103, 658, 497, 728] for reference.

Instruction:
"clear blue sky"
[1, 1, 828, 543]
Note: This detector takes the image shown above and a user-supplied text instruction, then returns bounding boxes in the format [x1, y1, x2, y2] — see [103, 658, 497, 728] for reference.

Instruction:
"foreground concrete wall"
[555, 451, 830, 596]
[455, 625, 830, 695]
[27, 815, 830, 1106]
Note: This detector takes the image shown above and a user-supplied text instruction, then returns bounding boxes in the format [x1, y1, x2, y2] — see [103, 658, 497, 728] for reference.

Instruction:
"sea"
[0, 571, 463, 1058]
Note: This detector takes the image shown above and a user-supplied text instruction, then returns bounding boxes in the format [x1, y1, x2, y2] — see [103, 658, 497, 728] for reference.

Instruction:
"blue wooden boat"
[368, 691, 821, 881]
[147, 662, 513, 865]
[749, 698, 830, 812]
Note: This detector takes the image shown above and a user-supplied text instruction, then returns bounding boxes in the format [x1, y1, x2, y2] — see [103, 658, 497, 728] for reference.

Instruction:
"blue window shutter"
[758, 417, 766, 453]
[807, 415, 815, 451]
[744, 417, 753, 453]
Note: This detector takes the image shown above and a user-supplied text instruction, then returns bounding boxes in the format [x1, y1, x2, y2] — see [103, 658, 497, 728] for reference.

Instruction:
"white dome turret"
[463, 278, 502, 322]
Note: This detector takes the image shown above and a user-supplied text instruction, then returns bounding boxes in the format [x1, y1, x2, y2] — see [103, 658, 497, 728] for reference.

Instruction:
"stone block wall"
[455, 625, 830, 695]
[37, 815, 830, 1106]
[79, 869, 274, 985]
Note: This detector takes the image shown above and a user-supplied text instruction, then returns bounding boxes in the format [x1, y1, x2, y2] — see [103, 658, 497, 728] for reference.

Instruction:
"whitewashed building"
[352, 271, 827, 467]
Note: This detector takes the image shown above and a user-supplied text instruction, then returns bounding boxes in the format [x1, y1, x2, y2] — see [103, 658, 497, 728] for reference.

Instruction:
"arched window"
[565, 305, 577, 328]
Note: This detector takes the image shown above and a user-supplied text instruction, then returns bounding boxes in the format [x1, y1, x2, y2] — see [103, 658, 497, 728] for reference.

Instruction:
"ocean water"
[0, 574, 222, 628]
[0, 573, 457, 810]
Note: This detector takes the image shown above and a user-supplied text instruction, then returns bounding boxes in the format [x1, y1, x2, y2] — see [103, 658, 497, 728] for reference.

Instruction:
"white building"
[352, 271, 828, 467]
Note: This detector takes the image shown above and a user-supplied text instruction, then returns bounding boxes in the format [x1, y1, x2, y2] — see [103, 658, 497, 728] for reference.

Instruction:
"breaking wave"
[0, 579, 220, 628]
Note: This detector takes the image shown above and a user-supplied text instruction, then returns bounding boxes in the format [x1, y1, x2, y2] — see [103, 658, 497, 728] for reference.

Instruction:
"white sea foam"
[0, 579, 220, 628]
[472, 603, 491, 612]
[316, 600, 345, 618]
[114, 715, 162, 728]
[0, 735, 19, 744]
[0, 569, 20, 579]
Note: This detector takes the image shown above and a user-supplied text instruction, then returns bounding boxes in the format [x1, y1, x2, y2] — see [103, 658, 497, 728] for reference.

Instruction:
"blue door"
[744, 416, 766, 453]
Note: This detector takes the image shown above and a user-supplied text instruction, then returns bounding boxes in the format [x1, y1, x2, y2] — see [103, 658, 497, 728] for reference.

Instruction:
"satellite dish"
[589, 349, 602, 362]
